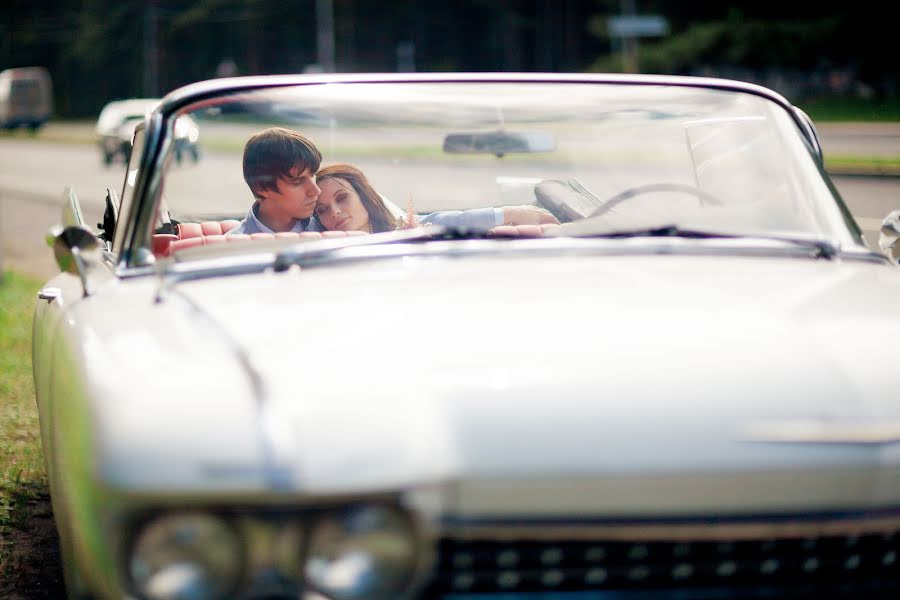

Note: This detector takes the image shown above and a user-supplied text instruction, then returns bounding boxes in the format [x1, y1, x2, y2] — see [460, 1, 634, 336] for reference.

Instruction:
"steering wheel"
[588, 182, 725, 219]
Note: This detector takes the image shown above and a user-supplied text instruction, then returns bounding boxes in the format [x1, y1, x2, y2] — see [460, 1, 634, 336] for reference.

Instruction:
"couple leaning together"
[228, 127, 559, 236]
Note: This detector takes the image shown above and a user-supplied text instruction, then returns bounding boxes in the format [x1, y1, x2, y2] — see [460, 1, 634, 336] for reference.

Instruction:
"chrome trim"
[441, 516, 900, 542]
[792, 106, 824, 165]
[880, 210, 900, 264]
[744, 419, 900, 445]
[400, 485, 448, 600]
[128, 111, 169, 269]
[116, 114, 164, 269]
[37, 287, 60, 301]
[118, 72, 856, 277]
[156, 72, 799, 117]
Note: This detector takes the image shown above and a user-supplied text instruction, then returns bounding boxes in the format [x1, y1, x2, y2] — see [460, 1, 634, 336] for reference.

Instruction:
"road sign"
[608, 15, 669, 38]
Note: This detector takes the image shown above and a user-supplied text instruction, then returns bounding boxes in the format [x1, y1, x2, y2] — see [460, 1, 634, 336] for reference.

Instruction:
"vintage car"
[33, 73, 900, 600]
[96, 98, 200, 165]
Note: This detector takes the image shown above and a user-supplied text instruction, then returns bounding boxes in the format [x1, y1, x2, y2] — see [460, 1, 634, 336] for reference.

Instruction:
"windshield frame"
[119, 73, 867, 274]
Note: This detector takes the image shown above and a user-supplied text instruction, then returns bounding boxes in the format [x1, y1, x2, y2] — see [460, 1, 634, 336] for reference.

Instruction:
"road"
[1, 134, 898, 280]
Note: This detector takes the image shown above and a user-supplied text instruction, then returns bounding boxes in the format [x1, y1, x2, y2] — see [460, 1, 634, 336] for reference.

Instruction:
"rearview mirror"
[443, 130, 555, 157]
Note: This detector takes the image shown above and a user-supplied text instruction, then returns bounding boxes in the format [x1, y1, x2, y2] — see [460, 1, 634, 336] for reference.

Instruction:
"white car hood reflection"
[104, 253, 900, 510]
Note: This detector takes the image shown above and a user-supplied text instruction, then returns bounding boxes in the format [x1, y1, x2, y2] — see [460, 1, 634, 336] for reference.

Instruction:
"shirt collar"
[249, 202, 308, 233]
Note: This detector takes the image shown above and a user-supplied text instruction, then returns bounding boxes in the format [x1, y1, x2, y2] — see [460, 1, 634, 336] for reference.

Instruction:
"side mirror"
[880, 210, 900, 264]
[48, 226, 105, 296]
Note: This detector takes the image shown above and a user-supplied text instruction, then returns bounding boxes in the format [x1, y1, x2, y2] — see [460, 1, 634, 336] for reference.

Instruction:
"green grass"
[0, 270, 64, 596]
[801, 97, 900, 122]
[825, 154, 900, 175]
[0, 120, 96, 146]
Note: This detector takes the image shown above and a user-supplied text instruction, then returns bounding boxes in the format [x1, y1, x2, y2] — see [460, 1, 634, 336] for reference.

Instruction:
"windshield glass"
[147, 80, 858, 260]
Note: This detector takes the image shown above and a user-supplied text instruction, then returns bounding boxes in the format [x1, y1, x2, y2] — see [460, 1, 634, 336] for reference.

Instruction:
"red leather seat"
[220, 220, 240, 234]
[151, 234, 179, 257]
[177, 220, 241, 239]
[158, 222, 370, 256]
[177, 222, 203, 239]
[198, 220, 240, 236]
[169, 237, 204, 253]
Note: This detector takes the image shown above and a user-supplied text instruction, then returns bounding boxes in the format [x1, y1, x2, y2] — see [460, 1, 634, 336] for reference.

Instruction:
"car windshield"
[144, 80, 860, 262]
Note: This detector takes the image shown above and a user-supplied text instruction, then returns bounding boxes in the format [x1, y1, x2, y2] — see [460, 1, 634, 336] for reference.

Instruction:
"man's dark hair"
[242, 127, 322, 199]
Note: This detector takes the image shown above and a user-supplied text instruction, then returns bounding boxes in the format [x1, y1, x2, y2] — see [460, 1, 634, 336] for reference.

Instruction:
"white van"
[0, 66, 53, 131]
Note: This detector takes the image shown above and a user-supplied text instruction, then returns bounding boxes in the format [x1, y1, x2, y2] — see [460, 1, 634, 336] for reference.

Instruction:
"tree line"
[2, 0, 899, 118]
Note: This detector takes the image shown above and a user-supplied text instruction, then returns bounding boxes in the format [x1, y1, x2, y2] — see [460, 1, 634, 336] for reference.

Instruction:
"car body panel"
[60, 253, 900, 497]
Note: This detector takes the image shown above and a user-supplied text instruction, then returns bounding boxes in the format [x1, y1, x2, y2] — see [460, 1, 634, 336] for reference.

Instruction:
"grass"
[801, 97, 900, 122]
[0, 121, 96, 146]
[824, 154, 900, 176]
[0, 270, 65, 598]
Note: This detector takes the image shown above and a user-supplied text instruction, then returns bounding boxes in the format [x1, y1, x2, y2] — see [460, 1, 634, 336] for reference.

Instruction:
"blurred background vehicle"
[173, 112, 201, 163]
[0, 66, 52, 131]
[95, 98, 199, 165]
[95, 98, 158, 165]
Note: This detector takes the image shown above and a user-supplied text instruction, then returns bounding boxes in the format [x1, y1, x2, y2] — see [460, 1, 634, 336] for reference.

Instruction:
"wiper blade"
[271, 224, 483, 271]
[571, 224, 840, 260]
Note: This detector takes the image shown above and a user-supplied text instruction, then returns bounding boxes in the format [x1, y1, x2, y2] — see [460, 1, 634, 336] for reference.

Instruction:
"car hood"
[101, 253, 900, 513]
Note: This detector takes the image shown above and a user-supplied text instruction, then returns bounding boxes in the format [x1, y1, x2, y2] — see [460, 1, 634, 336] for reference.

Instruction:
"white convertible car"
[33, 73, 900, 600]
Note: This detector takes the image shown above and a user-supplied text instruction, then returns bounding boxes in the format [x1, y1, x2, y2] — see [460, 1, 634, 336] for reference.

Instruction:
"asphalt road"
[1, 134, 898, 280]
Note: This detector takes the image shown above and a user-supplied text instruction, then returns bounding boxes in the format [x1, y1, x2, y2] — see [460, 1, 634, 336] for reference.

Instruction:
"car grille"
[423, 532, 900, 598]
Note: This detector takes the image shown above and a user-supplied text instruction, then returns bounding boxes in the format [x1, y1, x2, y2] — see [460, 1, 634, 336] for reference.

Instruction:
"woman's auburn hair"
[315, 163, 401, 233]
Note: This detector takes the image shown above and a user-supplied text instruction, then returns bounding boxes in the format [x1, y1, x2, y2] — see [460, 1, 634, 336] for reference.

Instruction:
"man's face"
[259, 164, 321, 219]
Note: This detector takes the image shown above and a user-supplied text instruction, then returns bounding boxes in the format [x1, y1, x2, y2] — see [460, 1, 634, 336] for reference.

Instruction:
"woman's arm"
[420, 206, 558, 230]
[419, 207, 503, 230]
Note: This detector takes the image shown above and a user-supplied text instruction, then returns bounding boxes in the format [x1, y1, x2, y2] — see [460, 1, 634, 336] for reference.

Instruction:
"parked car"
[34, 73, 900, 600]
[95, 98, 200, 165]
[0, 66, 52, 131]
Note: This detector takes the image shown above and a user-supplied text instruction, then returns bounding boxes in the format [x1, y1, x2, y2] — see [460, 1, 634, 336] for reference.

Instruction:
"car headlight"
[304, 505, 418, 600]
[127, 513, 242, 600]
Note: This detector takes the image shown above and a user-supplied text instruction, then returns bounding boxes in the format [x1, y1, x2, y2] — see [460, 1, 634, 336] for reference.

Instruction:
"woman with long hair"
[314, 163, 402, 233]
[314, 163, 558, 233]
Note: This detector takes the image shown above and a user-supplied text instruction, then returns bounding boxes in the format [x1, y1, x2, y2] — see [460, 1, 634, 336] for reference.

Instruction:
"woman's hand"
[501, 205, 560, 226]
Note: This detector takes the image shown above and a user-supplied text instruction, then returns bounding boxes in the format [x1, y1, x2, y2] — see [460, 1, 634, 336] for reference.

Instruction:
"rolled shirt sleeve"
[420, 207, 502, 230]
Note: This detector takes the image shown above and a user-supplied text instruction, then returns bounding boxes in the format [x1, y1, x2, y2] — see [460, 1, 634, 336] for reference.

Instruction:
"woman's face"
[315, 177, 371, 232]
